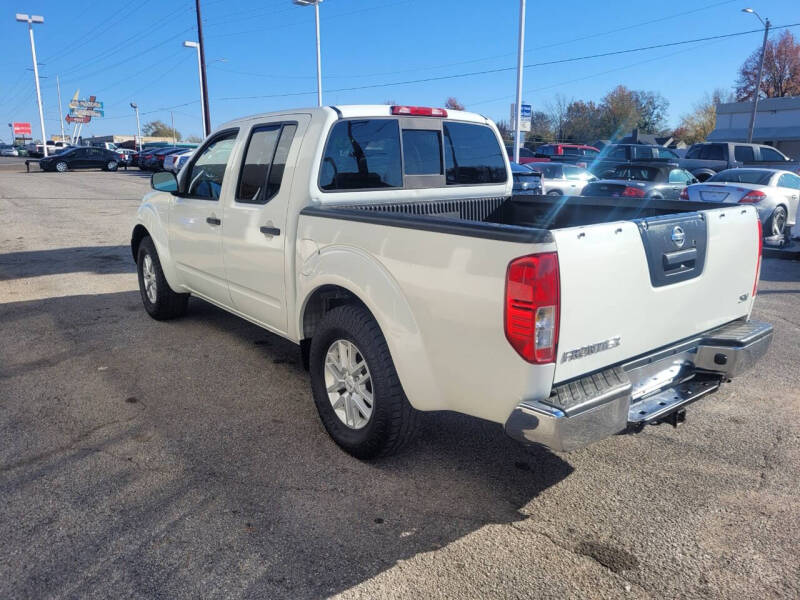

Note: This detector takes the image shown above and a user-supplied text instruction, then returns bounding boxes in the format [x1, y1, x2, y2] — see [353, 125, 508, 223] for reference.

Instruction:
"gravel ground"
[1, 170, 798, 599]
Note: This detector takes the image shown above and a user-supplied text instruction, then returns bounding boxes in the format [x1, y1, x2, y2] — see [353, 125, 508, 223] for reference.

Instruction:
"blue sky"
[2, 0, 798, 142]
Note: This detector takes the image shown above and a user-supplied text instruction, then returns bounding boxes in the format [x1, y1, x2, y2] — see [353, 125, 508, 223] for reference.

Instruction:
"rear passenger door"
[221, 116, 307, 334]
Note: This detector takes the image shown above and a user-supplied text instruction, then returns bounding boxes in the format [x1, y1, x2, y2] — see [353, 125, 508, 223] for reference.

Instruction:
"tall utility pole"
[742, 8, 771, 144]
[170, 111, 176, 145]
[512, 0, 526, 164]
[56, 75, 65, 142]
[194, 0, 211, 135]
[293, 0, 323, 106]
[16, 14, 48, 157]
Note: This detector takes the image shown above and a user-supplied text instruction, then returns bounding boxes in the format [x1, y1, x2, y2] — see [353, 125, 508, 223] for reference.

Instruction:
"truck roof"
[219, 104, 490, 129]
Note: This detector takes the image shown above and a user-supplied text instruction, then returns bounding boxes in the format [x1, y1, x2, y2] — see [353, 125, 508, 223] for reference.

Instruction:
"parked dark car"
[581, 164, 697, 200]
[588, 144, 680, 177]
[532, 143, 600, 168]
[679, 142, 800, 182]
[510, 162, 542, 195]
[38, 146, 122, 173]
[141, 147, 184, 171]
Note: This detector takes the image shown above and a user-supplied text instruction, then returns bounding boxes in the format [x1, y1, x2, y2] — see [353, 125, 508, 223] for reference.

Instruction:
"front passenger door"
[170, 130, 239, 304]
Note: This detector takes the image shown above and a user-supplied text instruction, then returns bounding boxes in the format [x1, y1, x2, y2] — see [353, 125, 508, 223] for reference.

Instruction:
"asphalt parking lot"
[1, 169, 799, 599]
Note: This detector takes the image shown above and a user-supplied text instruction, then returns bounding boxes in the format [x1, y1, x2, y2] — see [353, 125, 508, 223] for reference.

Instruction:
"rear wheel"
[309, 305, 418, 459]
[546, 190, 562, 197]
[105, 160, 118, 172]
[767, 206, 787, 238]
[136, 236, 189, 320]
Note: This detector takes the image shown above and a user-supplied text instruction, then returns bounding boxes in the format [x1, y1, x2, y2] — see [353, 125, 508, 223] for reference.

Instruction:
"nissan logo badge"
[671, 225, 686, 248]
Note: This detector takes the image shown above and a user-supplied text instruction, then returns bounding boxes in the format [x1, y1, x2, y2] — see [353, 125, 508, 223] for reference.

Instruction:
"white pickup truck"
[132, 105, 773, 459]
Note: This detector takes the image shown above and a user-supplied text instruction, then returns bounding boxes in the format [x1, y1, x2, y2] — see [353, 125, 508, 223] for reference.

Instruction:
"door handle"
[260, 226, 281, 236]
[206, 217, 221, 226]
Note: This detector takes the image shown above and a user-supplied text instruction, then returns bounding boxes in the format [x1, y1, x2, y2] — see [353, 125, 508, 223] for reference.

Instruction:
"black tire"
[766, 205, 787, 238]
[104, 160, 118, 172]
[55, 161, 68, 173]
[309, 304, 418, 459]
[546, 190, 562, 197]
[136, 236, 189, 320]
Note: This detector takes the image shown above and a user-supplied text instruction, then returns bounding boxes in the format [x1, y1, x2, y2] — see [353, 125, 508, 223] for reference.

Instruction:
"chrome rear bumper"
[505, 320, 772, 452]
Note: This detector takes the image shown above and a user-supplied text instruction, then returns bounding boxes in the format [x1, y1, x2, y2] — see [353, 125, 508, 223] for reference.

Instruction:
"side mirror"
[691, 178, 699, 184]
[151, 171, 178, 193]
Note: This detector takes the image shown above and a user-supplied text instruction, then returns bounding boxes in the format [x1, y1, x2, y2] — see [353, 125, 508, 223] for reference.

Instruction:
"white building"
[708, 96, 800, 159]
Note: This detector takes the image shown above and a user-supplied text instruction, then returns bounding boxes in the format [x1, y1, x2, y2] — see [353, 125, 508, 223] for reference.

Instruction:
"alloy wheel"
[142, 253, 157, 303]
[324, 339, 374, 429]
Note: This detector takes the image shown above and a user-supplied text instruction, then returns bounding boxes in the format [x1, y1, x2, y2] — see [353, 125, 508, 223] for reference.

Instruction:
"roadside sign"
[13, 122, 32, 135]
[510, 103, 532, 132]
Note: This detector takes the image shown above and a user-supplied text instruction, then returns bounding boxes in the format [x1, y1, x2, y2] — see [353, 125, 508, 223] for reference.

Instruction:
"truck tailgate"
[552, 205, 760, 383]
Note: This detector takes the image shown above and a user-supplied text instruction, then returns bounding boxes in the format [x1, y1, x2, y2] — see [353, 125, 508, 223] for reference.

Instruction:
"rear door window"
[656, 147, 678, 159]
[402, 129, 442, 175]
[734, 145, 755, 162]
[443, 122, 506, 185]
[563, 165, 586, 180]
[237, 123, 297, 204]
[702, 144, 725, 160]
[632, 146, 654, 160]
[608, 145, 627, 159]
[320, 119, 402, 190]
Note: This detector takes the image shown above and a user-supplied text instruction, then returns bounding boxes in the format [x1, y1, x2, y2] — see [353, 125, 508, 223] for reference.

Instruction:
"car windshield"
[612, 166, 660, 181]
[708, 170, 772, 185]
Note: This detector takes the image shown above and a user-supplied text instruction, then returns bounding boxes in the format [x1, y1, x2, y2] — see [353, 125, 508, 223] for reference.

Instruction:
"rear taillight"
[622, 186, 646, 198]
[740, 190, 767, 203]
[753, 218, 763, 298]
[390, 105, 448, 117]
[679, 188, 689, 200]
[505, 253, 560, 363]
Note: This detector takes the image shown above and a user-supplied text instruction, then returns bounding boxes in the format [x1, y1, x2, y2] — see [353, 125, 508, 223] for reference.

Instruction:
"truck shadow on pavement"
[0, 291, 573, 599]
[0, 246, 133, 280]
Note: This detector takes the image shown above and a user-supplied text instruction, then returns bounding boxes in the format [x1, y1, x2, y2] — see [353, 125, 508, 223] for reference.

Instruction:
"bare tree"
[735, 30, 800, 101]
[444, 97, 466, 111]
[674, 89, 727, 144]
[546, 94, 570, 142]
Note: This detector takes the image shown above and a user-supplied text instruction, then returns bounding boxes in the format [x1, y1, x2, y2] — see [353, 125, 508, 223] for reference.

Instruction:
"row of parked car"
[511, 159, 800, 243]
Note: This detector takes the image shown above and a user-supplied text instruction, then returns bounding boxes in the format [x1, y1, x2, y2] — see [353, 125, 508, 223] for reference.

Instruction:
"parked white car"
[132, 105, 772, 459]
[534, 163, 597, 196]
[682, 168, 800, 243]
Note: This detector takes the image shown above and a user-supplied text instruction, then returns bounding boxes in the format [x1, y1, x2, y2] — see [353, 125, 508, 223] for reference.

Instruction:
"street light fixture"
[184, 40, 209, 138]
[293, 0, 323, 107]
[130, 102, 142, 151]
[742, 7, 771, 143]
[16, 13, 48, 157]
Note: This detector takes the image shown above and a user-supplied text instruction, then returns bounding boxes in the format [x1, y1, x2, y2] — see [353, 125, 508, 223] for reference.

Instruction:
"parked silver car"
[682, 168, 800, 242]
[534, 163, 596, 196]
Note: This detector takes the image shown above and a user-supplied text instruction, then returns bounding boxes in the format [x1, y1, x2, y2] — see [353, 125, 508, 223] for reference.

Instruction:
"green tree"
[184, 135, 203, 143]
[525, 111, 553, 143]
[632, 90, 669, 133]
[562, 100, 605, 142]
[142, 120, 181, 141]
[674, 89, 727, 144]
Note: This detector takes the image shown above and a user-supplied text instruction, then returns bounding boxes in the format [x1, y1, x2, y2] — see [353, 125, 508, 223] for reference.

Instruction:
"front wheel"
[309, 305, 418, 459]
[105, 160, 118, 172]
[546, 190, 562, 197]
[136, 236, 189, 320]
[55, 161, 68, 173]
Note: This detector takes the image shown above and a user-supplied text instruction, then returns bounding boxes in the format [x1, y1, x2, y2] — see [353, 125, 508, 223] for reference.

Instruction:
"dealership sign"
[12, 122, 32, 135]
[66, 91, 103, 124]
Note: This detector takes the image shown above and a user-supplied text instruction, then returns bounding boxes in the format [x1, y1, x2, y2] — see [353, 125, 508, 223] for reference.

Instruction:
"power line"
[216, 23, 800, 102]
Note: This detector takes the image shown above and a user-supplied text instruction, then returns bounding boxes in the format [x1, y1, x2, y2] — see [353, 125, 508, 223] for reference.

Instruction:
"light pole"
[742, 7, 771, 144]
[192, 0, 211, 136]
[513, 0, 526, 164]
[183, 41, 209, 138]
[130, 102, 141, 151]
[293, 0, 323, 107]
[16, 13, 48, 157]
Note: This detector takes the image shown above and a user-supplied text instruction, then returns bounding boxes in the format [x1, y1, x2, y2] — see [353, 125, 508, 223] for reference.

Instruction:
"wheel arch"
[131, 198, 182, 290]
[296, 248, 443, 411]
[691, 169, 717, 182]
